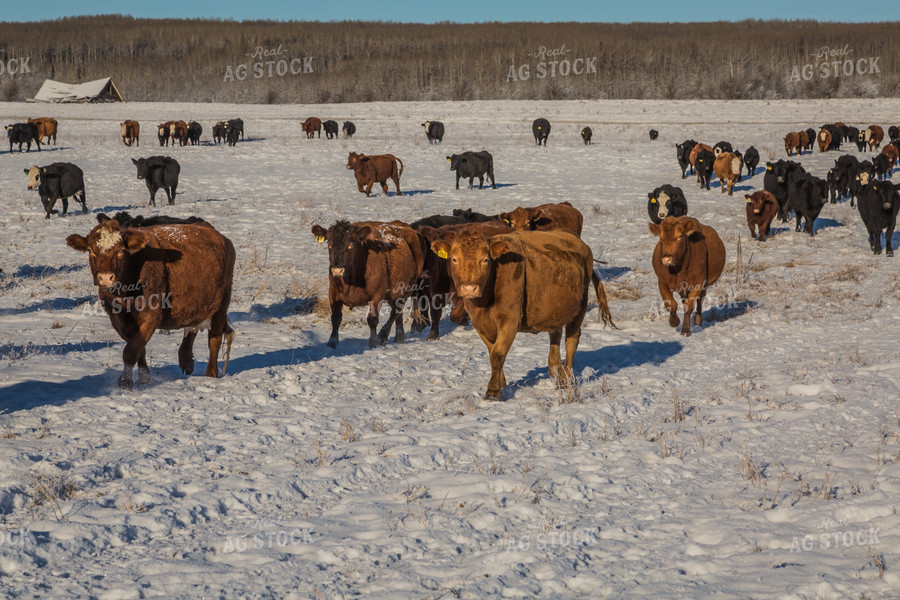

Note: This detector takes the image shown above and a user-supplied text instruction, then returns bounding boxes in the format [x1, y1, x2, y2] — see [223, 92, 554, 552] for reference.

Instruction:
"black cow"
[581, 127, 592, 145]
[647, 185, 688, 224]
[821, 124, 842, 151]
[873, 153, 892, 180]
[24, 163, 86, 219]
[323, 120, 339, 140]
[448, 151, 496, 190]
[695, 149, 715, 190]
[6, 123, 41, 153]
[676, 140, 698, 178]
[187, 121, 202, 145]
[829, 155, 861, 202]
[410, 214, 467, 230]
[225, 126, 239, 147]
[649, 129, 659, 141]
[855, 131, 868, 152]
[342, 121, 356, 139]
[452, 208, 499, 223]
[743, 146, 760, 177]
[764, 160, 807, 222]
[157, 124, 170, 147]
[212, 122, 226, 144]
[857, 181, 900, 256]
[422, 121, 444, 144]
[804, 128, 816, 153]
[532, 118, 550, 146]
[713, 141, 733, 155]
[847, 126, 860, 145]
[131, 156, 180, 206]
[97, 212, 206, 228]
[226, 118, 244, 141]
[888, 126, 899, 142]
[849, 160, 877, 207]
[788, 174, 828, 235]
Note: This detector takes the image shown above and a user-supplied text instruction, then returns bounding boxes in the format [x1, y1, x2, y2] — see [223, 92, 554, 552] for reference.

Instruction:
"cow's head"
[346, 152, 362, 171]
[649, 216, 703, 270]
[745, 192, 771, 215]
[431, 231, 505, 299]
[422, 121, 431, 131]
[66, 220, 149, 289]
[650, 191, 672, 219]
[772, 160, 792, 184]
[311, 220, 372, 279]
[447, 154, 462, 171]
[157, 124, 167, 136]
[497, 207, 533, 230]
[23, 166, 43, 190]
[131, 158, 150, 180]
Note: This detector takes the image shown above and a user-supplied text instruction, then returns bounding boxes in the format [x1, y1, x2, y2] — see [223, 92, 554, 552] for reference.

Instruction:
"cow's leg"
[78, 191, 88, 214]
[136, 348, 151, 386]
[60, 197, 69, 217]
[367, 300, 381, 348]
[427, 292, 444, 341]
[328, 300, 343, 348]
[694, 290, 705, 327]
[561, 319, 584, 385]
[547, 328, 563, 380]
[205, 310, 233, 378]
[477, 175, 485, 189]
[748, 222, 758, 240]
[871, 226, 883, 255]
[365, 181, 374, 196]
[179, 329, 198, 375]
[455, 172, 461, 190]
[169, 182, 178, 205]
[391, 298, 407, 344]
[489, 170, 496, 189]
[485, 325, 517, 400]
[658, 283, 679, 328]
[885, 222, 895, 257]
[392, 174, 402, 196]
[120, 320, 156, 389]
[41, 196, 55, 219]
[720, 178, 726, 193]
[381, 181, 390, 196]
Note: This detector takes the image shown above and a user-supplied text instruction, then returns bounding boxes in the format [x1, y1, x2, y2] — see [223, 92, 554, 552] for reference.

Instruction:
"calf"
[323, 120, 339, 139]
[864, 125, 884, 150]
[713, 141, 733, 156]
[212, 122, 226, 144]
[422, 121, 444, 144]
[713, 151, 742, 195]
[695, 149, 715, 190]
[804, 128, 816, 152]
[856, 181, 900, 256]
[302, 117, 322, 139]
[187, 121, 202, 145]
[649, 129, 659, 141]
[743, 146, 760, 177]
[532, 118, 550, 145]
[452, 208, 499, 223]
[676, 140, 698, 178]
[6, 123, 40, 152]
[745, 191, 778, 242]
[310, 220, 424, 348]
[431, 230, 613, 399]
[346, 152, 403, 196]
[498, 202, 583, 237]
[784, 132, 802, 156]
[132, 156, 180, 206]
[448, 151, 496, 189]
[581, 127, 592, 145]
[121, 120, 140, 147]
[649, 216, 726, 337]
[24, 163, 87, 218]
[647, 185, 688, 224]
[788, 173, 828, 235]
[342, 121, 356, 138]
[28, 117, 57, 145]
[66, 219, 235, 388]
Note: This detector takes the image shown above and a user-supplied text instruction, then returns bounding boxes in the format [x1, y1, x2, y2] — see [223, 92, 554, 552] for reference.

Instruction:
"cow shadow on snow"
[229, 296, 317, 322]
[0, 370, 122, 414]
[1, 146, 72, 156]
[0, 295, 94, 316]
[510, 340, 683, 397]
[598, 265, 630, 280]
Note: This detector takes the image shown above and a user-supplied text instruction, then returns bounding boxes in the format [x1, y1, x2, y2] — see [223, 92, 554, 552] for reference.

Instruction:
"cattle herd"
[4, 112, 900, 398]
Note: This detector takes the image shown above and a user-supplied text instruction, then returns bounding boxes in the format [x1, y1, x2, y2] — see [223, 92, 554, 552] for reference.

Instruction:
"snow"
[1, 98, 899, 599]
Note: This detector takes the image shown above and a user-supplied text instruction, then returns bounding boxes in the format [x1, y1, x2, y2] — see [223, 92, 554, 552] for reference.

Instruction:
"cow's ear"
[431, 240, 450, 260]
[23, 168, 29, 174]
[744, 194, 752, 203]
[489, 239, 510, 260]
[648, 222, 661, 237]
[648, 192, 655, 200]
[131, 158, 138, 165]
[446, 156, 451, 161]
[355, 225, 374, 240]
[528, 210, 543, 227]
[97, 213, 111, 224]
[417, 225, 436, 243]
[123, 230, 149, 254]
[66, 234, 90, 252]
[683, 218, 703, 240]
[311, 225, 328, 242]
[498, 212, 511, 225]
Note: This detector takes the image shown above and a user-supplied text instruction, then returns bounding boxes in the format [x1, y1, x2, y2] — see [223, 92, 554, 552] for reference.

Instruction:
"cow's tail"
[591, 268, 616, 328]
[394, 155, 404, 179]
[221, 322, 235, 377]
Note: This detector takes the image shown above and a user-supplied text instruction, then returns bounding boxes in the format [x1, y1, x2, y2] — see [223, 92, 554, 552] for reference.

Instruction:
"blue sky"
[5, 0, 896, 23]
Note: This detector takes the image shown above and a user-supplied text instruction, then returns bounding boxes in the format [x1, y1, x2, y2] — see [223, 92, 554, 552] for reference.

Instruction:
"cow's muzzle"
[27, 184, 36, 190]
[457, 283, 481, 298]
[661, 257, 677, 267]
[96, 272, 116, 288]
[331, 267, 345, 277]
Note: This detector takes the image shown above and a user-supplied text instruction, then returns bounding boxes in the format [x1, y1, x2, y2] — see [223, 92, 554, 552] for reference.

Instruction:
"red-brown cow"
[66, 219, 236, 388]
[170, 120, 189, 146]
[817, 129, 832, 153]
[498, 201, 584, 237]
[28, 117, 58, 145]
[880, 143, 899, 174]
[649, 216, 726, 337]
[784, 132, 801, 156]
[713, 152, 742, 196]
[865, 125, 884, 151]
[745, 191, 778, 242]
[302, 117, 322, 139]
[798, 130, 809, 152]
[346, 152, 403, 196]
[431, 230, 613, 399]
[121, 120, 140, 147]
[414, 220, 512, 340]
[311, 220, 424, 348]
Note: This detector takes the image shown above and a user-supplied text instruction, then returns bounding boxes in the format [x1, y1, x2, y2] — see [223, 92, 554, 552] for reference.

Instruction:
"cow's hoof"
[394, 333, 406, 344]
[180, 361, 195, 375]
[668, 316, 680, 328]
[117, 375, 133, 389]
[680, 328, 692, 337]
[368, 337, 379, 349]
[326, 338, 338, 349]
[887, 250, 894, 257]
[138, 369, 152, 385]
[484, 390, 502, 401]
[426, 330, 440, 341]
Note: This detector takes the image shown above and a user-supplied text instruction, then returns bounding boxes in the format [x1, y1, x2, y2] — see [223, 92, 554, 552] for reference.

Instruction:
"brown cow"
[157, 121, 175, 146]
[310, 220, 424, 348]
[798, 130, 809, 152]
[346, 152, 403, 196]
[431, 230, 613, 400]
[817, 129, 832, 153]
[170, 120, 189, 146]
[784, 132, 801, 156]
[881, 143, 899, 171]
[713, 151, 742, 196]
[28, 117, 58, 145]
[121, 120, 140, 147]
[649, 216, 726, 337]
[302, 117, 322, 139]
[66, 219, 236, 388]
[865, 125, 884, 151]
[689, 143, 713, 182]
[414, 220, 512, 340]
[745, 191, 778, 242]
[498, 202, 584, 237]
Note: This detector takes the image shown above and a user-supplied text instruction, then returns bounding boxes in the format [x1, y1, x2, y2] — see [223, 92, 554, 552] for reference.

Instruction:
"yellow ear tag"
[650, 198, 657, 203]
[503, 219, 511, 225]
[316, 236, 325, 243]
[766, 166, 772, 171]
[747, 198, 752, 203]
[437, 249, 448, 259]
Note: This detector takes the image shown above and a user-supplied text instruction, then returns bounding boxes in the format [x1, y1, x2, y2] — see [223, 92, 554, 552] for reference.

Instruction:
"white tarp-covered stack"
[31, 77, 125, 103]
